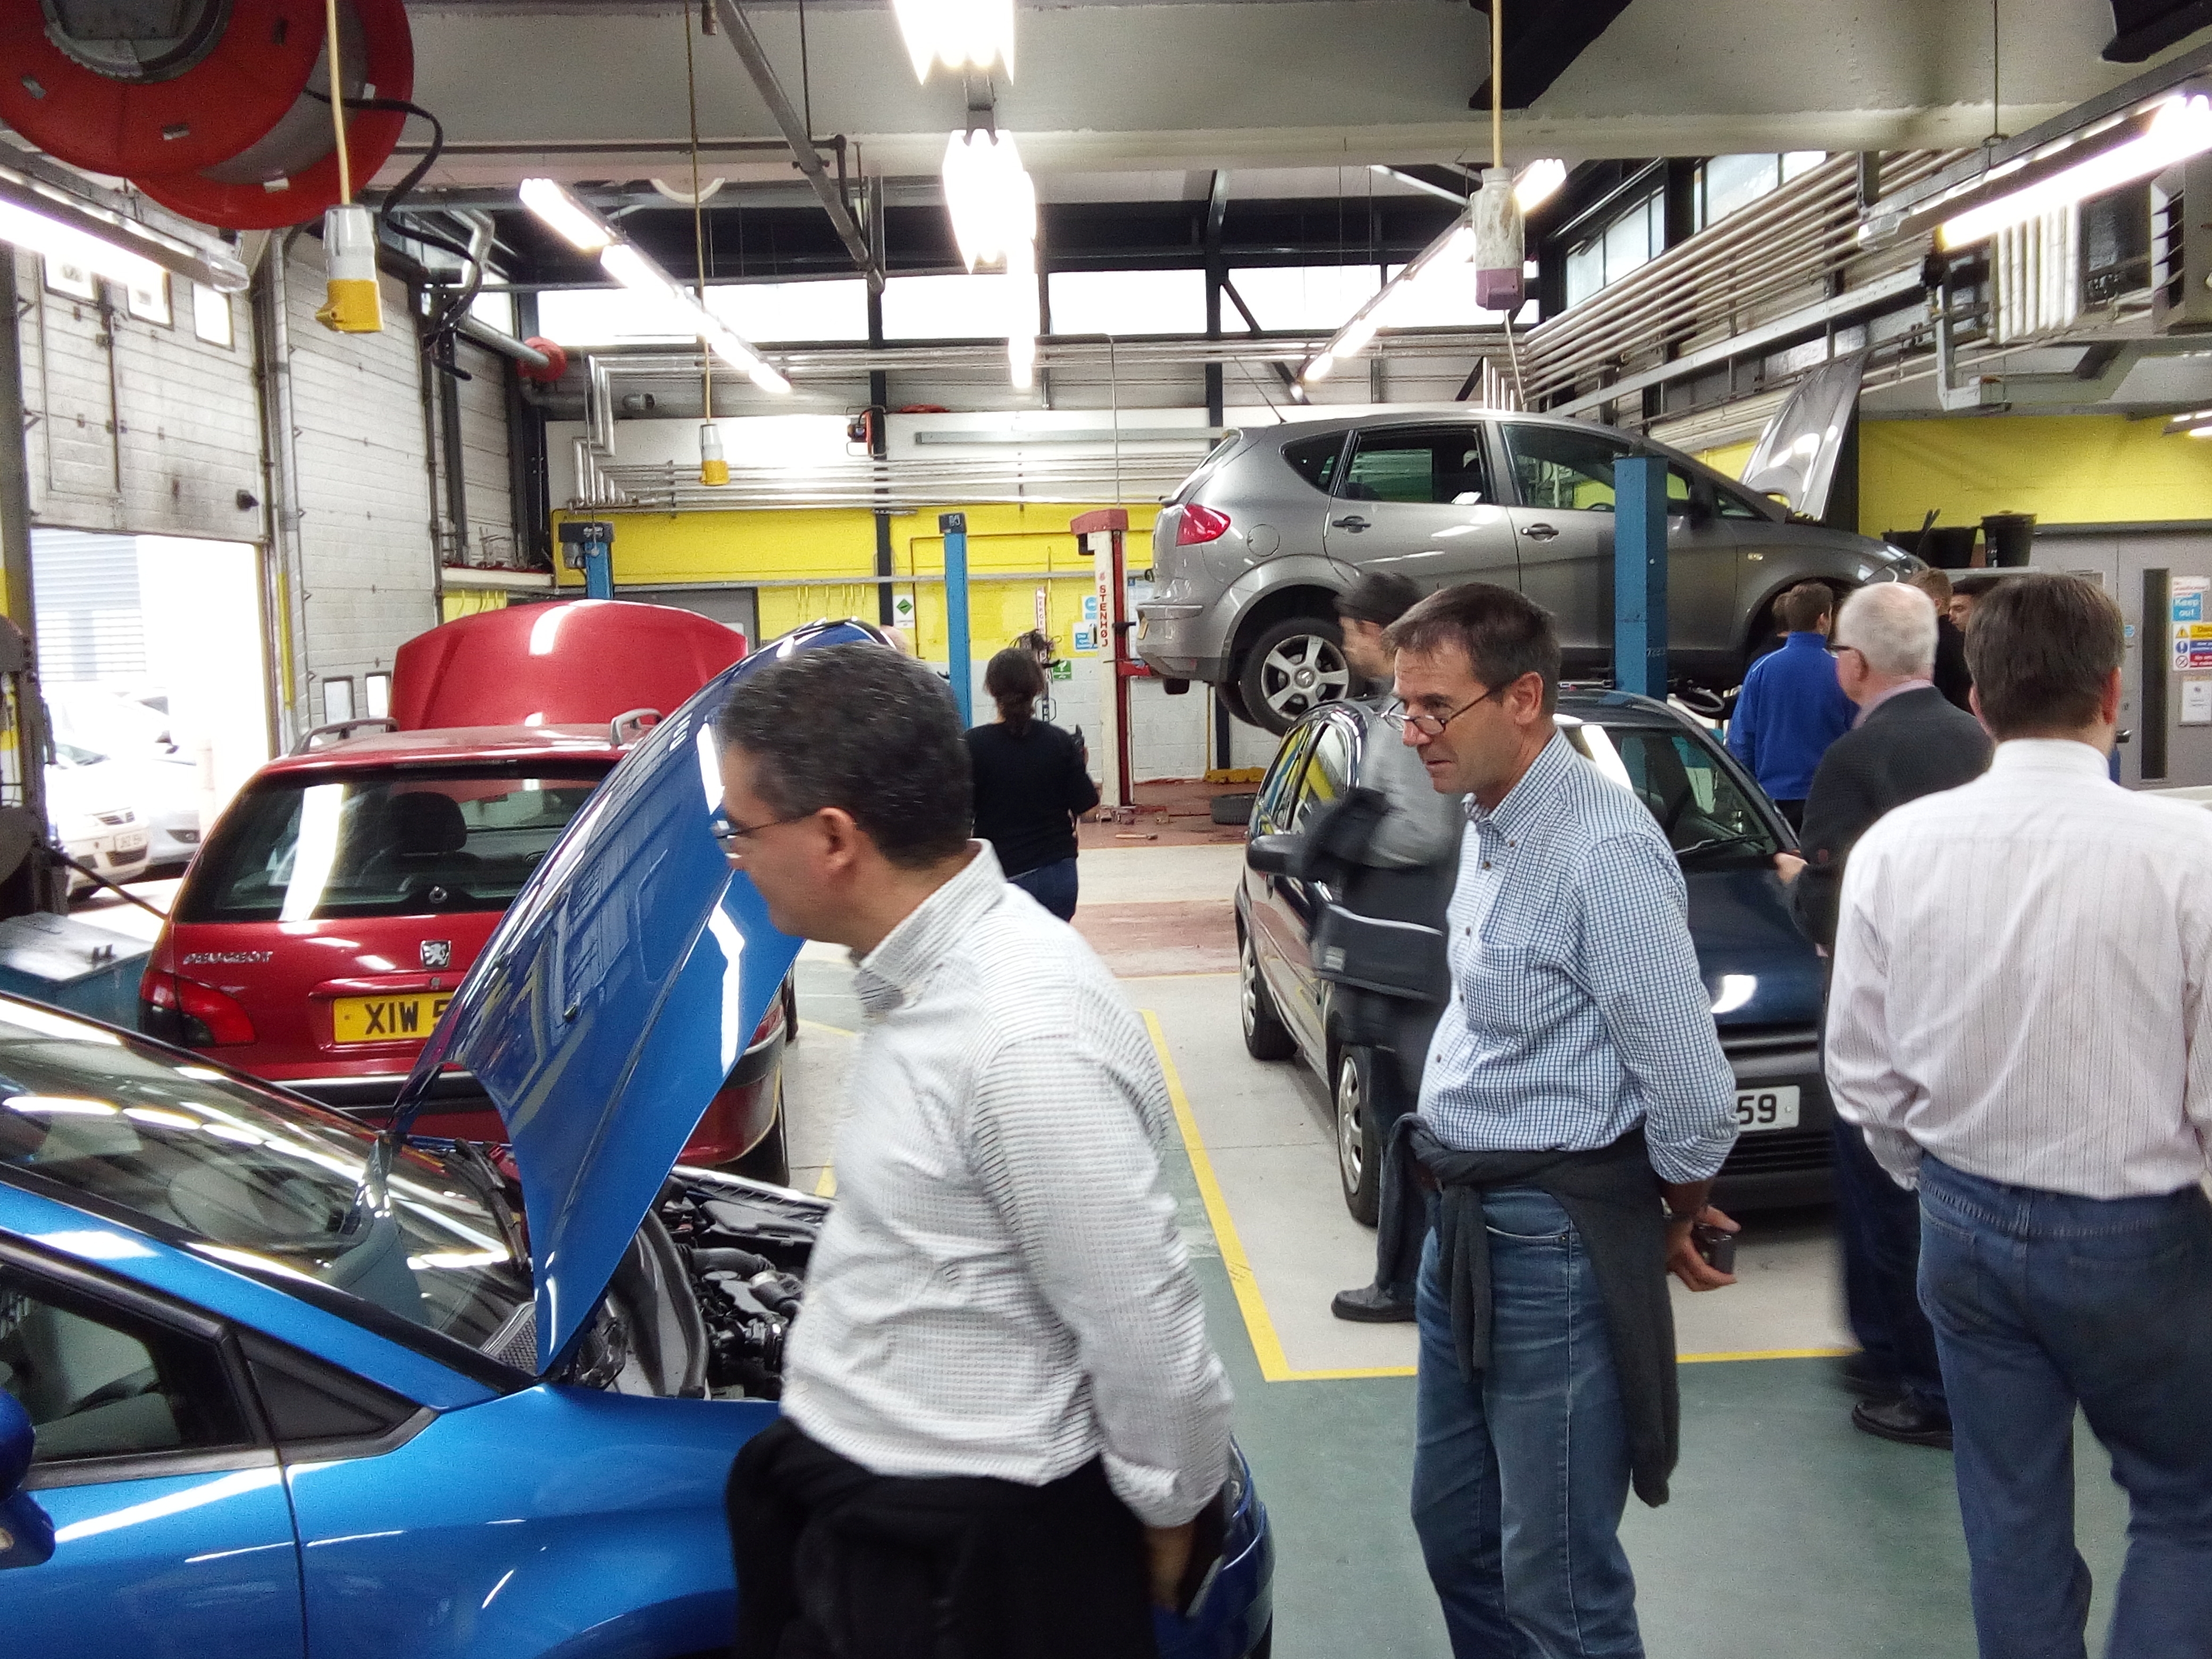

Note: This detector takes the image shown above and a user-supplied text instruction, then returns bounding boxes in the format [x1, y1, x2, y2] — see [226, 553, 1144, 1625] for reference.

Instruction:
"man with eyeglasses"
[1371, 582, 1740, 1659]
[712, 644, 1233, 1659]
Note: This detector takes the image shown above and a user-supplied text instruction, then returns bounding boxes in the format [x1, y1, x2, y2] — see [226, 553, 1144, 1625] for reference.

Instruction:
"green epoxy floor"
[780, 853, 2137, 1659]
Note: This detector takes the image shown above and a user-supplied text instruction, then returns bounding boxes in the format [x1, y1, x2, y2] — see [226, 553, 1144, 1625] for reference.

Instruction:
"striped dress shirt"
[1827, 739, 2212, 1198]
[780, 842, 1233, 1528]
[1418, 731, 1740, 1185]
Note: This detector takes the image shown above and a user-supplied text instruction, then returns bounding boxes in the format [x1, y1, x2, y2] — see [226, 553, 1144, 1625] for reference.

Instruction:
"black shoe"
[1839, 1353, 1901, 1400]
[1330, 1285, 1416, 1324]
[1852, 1397, 1954, 1449]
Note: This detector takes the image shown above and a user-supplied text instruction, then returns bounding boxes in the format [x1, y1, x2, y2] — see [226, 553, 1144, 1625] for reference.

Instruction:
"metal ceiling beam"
[708, 0, 883, 290]
[1469, 0, 1635, 111]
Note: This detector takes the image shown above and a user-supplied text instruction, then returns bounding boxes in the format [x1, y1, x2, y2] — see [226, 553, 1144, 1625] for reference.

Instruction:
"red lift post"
[1070, 508, 1148, 810]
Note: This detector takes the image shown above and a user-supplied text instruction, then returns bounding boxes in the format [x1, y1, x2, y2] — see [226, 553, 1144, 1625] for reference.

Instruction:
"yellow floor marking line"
[814, 1165, 837, 1197]
[1117, 971, 1239, 982]
[799, 1018, 858, 1038]
[1679, 1344, 1854, 1364]
[1144, 1009, 1416, 1383]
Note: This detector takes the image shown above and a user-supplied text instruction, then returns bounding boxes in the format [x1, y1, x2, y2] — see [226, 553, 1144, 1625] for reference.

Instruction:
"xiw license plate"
[333, 993, 453, 1044]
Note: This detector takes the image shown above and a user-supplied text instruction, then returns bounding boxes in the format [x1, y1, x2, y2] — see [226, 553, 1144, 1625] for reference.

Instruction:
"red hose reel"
[0, 0, 414, 231]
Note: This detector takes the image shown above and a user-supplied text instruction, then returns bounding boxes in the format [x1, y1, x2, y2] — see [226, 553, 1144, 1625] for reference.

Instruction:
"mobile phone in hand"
[1691, 1222, 1737, 1276]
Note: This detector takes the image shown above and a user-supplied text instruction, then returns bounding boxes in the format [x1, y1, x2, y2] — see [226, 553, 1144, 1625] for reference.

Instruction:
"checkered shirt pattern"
[780, 843, 1233, 1528]
[1418, 731, 1740, 1185]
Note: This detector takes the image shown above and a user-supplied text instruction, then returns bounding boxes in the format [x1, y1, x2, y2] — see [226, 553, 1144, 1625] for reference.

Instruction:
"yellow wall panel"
[553, 501, 1161, 659]
[440, 589, 509, 621]
[1695, 440, 1758, 480]
[1858, 416, 2212, 537]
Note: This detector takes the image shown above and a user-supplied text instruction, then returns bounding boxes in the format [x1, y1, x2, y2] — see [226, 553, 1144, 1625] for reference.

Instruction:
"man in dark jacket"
[1786, 582, 1991, 1450]
[1908, 568, 1973, 713]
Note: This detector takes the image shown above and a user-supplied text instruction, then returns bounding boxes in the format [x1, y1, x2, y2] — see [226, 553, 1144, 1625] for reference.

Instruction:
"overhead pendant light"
[521, 177, 615, 255]
[941, 129, 1040, 389]
[0, 164, 246, 294]
[1512, 158, 1568, 214]
[891, 0, 1015, 81]
[1939, 93, 2212, 250]
[1300, 220, 1477, 384]
[0, 195, 166, 291]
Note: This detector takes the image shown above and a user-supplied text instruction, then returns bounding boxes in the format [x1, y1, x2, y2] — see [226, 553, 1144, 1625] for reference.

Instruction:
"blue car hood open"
[397, 621, 886, 1374]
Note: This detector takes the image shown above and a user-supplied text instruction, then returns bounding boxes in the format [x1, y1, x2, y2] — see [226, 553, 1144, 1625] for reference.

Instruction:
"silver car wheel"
[1256, 632, 1351, 726]
[1336, 1051, 1364, 1195]
[1241, 938, 1260, 1038]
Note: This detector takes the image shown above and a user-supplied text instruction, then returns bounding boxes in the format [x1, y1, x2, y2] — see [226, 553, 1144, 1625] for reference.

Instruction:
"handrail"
[290, 717, 398, 755]
[609, 708, 661, 747]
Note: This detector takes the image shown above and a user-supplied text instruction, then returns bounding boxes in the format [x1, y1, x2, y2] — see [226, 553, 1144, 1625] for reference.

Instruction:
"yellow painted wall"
[1857, 416, 2212, 537]
[440, 589, 509, 621]
[1695, 439, 1757, 481]
[551, 501, 1161, 659]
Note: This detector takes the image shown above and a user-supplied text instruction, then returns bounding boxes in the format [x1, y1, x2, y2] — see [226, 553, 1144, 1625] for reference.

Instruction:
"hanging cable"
[325, 0, 353, 204]
[1491, 0, 1504, 171]
[684, 0, 726, 483]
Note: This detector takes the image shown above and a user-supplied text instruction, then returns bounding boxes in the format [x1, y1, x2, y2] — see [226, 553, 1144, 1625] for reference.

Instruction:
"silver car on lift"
[1138, 364, 1912, 732]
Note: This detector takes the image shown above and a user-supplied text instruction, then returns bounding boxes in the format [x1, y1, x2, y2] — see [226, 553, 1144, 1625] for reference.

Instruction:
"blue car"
[0, 621, 1275, 1658]
[1238, 690, 1831, 1222]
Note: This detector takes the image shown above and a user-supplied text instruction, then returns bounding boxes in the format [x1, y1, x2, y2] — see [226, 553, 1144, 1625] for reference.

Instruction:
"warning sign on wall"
[2174, 579, 2212, 670]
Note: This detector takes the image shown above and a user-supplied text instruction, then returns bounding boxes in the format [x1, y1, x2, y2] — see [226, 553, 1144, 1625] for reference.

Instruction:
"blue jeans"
[1008, 858, 1078, 921]
[1833, 1120, 1947, 1414]
[1411, 1191, 1641, 1657]
[1918, 1157, 2212, 1659]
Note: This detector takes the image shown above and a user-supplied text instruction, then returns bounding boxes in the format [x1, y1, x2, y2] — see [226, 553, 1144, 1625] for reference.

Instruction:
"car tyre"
[1249, 1621, 1273, 1658]
[731, 1080, 791, 1186]
[1335, 1045, 1383, 1225]
[781, 974, 798, 1045]
[1237, 615, 1352, 736]
[1240, 931, 1295, 1061]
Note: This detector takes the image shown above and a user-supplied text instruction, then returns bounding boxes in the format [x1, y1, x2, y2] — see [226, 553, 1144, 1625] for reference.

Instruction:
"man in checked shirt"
[1377, 582, 1741, 1658]
[713, 643, 1234, 1659]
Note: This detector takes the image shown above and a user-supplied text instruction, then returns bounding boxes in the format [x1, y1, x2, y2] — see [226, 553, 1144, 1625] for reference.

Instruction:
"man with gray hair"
[1786, 580, 1990, 1449]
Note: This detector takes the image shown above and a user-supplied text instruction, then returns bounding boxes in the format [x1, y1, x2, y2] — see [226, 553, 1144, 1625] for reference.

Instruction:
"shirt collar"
[1784, 631, 1829, 651]
[1851, 677, 1933, 728]
[1988, 737, 2113, 781]
[1468, 728, 1577, 839]
[852, 841, 1003, 1018]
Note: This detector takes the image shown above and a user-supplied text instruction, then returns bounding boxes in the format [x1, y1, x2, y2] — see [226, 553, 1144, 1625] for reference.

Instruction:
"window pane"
[535, 287, 692, 346]
[1703, 154, 1782, 225]
[1602, 195, 1658, 284]
[190, 282, 233, 348]
[0, 1271, 251, 1462]
[882, 271, 1032, 340]
[1342, 426, 1492, 506]
[180, 766, 611, 924]
[1782, 150, 1826, 181]
[1280, 433, 1346, 495]
[1226, 265, 1382, 331]
[1048, 269, 1206, 336]
[1504, 423, 1632, 513]
[704, 279, 868, 343]
[1255, 729, 1312, 829]
[1565, 239, 1604, 308]
[1292, 723, 1354, 831]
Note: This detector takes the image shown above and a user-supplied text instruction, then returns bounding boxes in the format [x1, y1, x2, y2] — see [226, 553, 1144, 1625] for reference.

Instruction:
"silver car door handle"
[1521, 522, 1559, 541]
[1330, 515, 1370, 531]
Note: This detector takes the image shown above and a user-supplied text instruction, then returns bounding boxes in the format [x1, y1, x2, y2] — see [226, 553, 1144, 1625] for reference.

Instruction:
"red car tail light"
[139, 969, 257, 1048]
[1176, 504, 1231, 546]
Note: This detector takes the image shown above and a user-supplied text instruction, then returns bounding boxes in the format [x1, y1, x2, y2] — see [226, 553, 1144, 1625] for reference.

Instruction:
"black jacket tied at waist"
[1378, 1113, 1681, 1507]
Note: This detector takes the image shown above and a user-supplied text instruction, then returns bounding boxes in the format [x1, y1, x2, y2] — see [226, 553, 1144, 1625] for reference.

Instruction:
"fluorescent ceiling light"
[1513, 158, 1568, 214]
[598, 242, 679, 304]
[891, 0, 1014, 81]
[941, 129, 1036, 273]
[0, 163, 246, 294]
[521, 177, 614, 255]
[1939, 94, 2212, 250]
[1300, 218, 1477, 383]
[552, 209, 789, 396]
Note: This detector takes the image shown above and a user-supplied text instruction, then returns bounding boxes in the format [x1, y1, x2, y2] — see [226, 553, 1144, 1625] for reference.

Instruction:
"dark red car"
[137, 602, 793, 1180]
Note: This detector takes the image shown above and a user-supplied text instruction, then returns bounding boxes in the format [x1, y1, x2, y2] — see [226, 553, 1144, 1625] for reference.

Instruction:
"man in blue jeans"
[1828, 573, 2212, 1659]
[1385, 583, 1742, 1657]
[1726, 581, 1854, 830]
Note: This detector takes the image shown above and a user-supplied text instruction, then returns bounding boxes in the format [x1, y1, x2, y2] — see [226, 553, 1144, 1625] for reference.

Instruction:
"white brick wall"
[284, 248, 439, 688]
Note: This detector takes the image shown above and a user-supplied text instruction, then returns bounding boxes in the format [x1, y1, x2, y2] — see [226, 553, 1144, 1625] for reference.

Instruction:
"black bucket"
[1921, 526, 1980, 569]
[1883, 527, 1927, 558]
[1982, 513, 2036, 568]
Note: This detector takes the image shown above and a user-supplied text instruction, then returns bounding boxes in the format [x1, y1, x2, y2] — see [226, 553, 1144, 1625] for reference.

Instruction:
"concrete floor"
[784, 843, 2137, 1659]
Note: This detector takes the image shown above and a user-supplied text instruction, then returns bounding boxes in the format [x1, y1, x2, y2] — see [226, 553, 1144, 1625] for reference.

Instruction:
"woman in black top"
[966, 648, 1100, 920]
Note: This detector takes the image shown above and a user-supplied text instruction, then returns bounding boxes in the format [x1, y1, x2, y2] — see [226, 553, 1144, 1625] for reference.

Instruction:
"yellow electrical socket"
[316, 279, 384, 333]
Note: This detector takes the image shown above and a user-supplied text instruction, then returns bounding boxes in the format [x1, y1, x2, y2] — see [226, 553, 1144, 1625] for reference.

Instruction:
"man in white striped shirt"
[1826, 574, 2212, 1659]
[714, 643, 1234, 1659]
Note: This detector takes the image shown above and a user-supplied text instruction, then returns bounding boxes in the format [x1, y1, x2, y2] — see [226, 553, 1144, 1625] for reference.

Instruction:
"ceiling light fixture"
[891, 0, 1015, 81]
[941, 128, 1041, 390]
[523, 176, 789, 396]
[1938, 93, 2212, 250]
[521, 177, 615, 255]
[0, 162, 247, 294]
[1300, 221, 1479, 384]
[1512, 157, 1568, 214]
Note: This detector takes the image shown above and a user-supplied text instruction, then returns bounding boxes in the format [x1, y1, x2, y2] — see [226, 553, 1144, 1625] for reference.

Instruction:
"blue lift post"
[939, 512, 973, 726]
[558, 520, 616, 600]
[1613, 456, 1668, 698]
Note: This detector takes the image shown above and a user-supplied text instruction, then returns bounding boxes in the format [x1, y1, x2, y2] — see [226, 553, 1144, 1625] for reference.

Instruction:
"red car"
[137, 602, 794, 1180]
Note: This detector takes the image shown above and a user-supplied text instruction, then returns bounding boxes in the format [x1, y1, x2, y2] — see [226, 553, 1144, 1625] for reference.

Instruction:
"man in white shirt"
[1826, 574, 2212, 1659]
[714, 643, 1234, 1659]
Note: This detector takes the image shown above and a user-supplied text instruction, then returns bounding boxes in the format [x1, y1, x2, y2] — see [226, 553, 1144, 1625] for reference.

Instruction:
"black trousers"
[728, 1417, 1156, 1659]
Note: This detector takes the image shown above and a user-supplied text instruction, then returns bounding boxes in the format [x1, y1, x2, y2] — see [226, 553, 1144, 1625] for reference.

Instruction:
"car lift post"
[1613, 456, 1668, 698]
[1072, 508, 1136, 809]
[558, 520, 616, 600]
[939, 513, 973, 726]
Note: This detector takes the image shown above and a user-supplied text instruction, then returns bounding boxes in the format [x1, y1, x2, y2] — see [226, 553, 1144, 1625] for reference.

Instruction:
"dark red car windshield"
[180, 763, 611, 924]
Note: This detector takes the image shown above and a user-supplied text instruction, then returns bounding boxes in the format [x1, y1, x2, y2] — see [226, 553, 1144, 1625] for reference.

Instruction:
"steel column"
[1613, 456, 1667, 698]
[940, 512, 972, 726]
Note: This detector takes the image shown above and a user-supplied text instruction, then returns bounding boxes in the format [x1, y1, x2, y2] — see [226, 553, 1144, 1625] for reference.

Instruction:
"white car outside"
[45, 743, 150, 895]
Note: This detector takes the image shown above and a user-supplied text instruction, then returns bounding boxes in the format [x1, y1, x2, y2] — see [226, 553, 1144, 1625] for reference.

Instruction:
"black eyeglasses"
[711, 809, 810, 859]
[1382, 682, 1510, 738]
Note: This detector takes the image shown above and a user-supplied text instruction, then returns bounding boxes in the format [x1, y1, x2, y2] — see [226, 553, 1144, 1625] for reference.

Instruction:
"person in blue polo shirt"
[1726, 582, 1853, 829]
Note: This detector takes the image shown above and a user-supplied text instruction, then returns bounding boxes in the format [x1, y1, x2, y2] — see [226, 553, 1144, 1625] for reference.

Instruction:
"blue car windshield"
[0, 999, 531, 1352]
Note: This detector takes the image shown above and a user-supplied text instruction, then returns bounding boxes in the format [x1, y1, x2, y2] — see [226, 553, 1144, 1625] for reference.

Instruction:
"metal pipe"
[456, 313, 551, 372]
[256, 236, 313, 748]
[708, 0, 881, 289]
